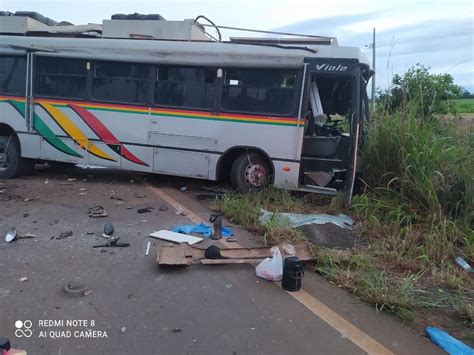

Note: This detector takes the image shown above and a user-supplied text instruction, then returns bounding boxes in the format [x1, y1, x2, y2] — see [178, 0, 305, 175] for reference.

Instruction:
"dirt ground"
[0, 165, 443, 354]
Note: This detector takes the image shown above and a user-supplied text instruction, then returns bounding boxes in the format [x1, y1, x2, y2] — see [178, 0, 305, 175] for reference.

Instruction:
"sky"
[3, 0, 474, 92]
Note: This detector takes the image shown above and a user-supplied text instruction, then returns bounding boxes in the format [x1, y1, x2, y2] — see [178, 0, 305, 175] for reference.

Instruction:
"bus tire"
[230, 151, 271, 193]
[0, 136, 22, 179]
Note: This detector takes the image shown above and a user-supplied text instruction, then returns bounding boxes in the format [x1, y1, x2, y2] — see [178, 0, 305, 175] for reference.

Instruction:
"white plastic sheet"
[259, 209, 353, 229]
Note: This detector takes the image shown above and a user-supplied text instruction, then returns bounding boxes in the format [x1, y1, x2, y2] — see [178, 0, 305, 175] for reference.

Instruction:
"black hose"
[193, 15, 222, 42]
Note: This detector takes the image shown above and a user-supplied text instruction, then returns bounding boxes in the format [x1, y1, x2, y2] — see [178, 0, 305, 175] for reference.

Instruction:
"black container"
[282, 256, 304, 292]
[209, 211, 223, 240]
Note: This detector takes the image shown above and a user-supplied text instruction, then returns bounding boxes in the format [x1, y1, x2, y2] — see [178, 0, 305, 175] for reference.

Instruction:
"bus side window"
[221, 68, 297, 116]
[0, 55, 27, 96]
[35, 57, 87, 99]
[154, 65, 216, 109]
[92, 61, 150, 105]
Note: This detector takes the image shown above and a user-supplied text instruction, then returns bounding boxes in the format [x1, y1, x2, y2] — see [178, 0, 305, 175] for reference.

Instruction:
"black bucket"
[281, 256, 304, 292]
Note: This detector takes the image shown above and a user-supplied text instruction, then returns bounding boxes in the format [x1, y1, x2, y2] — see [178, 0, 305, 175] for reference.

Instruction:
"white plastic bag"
[256, 247, 283, 281]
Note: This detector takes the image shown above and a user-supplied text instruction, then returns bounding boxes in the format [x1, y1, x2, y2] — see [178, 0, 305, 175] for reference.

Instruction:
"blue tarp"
[171, 223, 233, 238]
[426, 327, 474, 355]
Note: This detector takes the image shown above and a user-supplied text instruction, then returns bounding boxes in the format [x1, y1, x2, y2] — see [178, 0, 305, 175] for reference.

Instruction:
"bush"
[378, 64, 462, 119]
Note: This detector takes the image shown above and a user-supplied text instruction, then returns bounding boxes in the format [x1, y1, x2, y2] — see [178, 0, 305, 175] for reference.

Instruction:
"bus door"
[299, 59, 362, 203]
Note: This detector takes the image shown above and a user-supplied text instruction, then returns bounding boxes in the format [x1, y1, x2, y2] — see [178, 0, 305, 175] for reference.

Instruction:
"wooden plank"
[156, 242, 314, 266]
[200, 258, 264, 264]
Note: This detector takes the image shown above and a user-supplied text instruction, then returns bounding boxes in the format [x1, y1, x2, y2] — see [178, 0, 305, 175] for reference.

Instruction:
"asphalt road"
[0, 165, 442, 354]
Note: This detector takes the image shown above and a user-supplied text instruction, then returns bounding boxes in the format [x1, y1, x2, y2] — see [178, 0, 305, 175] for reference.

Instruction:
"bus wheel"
[0, 136, 21, 179]
[230, 151, 271, 193]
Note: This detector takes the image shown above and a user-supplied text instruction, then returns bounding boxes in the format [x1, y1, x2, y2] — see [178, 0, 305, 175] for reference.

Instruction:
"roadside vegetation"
[217, 65, 473, 341]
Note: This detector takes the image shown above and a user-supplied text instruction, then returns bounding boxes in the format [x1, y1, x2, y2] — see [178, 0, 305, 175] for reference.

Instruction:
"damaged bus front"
[298, 58, 372, 203]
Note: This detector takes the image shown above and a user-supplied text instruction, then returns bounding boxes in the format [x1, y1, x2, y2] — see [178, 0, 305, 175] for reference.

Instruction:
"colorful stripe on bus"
[1, 95, 301, 164]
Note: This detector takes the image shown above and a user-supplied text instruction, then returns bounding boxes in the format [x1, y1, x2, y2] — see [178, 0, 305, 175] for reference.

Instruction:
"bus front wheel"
[0, 136, 21, 179]
[230, 151, 271, 193]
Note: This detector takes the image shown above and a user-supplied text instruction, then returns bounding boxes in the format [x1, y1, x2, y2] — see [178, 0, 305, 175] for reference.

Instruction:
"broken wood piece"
[156, 242, 314, 266]
[200, 258, 263, 265]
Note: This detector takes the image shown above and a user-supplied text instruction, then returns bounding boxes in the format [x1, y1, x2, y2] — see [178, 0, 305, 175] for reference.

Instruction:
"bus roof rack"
[229, 36, 338, 46]
[0, 11, 339, 46]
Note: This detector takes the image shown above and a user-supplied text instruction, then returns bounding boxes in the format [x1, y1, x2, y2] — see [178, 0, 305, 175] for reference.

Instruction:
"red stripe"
[70, 104, 148, 166]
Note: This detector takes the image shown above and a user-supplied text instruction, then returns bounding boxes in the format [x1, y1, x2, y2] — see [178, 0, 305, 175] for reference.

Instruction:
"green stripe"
[9, 101, 82, 158]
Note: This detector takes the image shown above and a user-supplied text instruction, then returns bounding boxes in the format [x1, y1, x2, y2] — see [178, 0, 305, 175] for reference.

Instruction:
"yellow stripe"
[144, 182, 394, 355]
[42, 103, 115, 161]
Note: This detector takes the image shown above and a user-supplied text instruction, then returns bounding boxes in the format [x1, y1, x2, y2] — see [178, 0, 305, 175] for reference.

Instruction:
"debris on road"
[103, 223, 115, 237]
[158, 204, 168, 211]
[259, 209, 354, 229]
[63, 282, 92, 296]
[455, 257, 473, 272]
[145, 241, 151, 256]
[149, 230, 203, 245]
[56, 231, 73, 240]
[156, 242, 314, 266]
[93, 237, 130, 248]
[67, 178, 77, 182]
[175, 207, 185, 216]
[204, 245, 228, 259]
[19, 277, 28, 282]
[281, 256, 304, 292]
[137, 208, 152, 214]
[180, 186, 188, 192]
[171, 223, 233, 238]
[209, 211, 223, 240]
[5, 229, 17, 243]
[88, 206, 108, 218]
[121, 327, 127, 334]
[172, 328, 182, 333]
[256, 248, 283, 281]
[425, 326, 474, 354]
[225, 284, 232, 288]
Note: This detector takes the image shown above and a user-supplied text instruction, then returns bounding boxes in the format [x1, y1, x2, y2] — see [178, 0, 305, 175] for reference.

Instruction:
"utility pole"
[371, 27, 376, 113]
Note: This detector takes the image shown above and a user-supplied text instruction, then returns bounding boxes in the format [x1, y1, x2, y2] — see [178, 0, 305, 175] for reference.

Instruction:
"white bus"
[0, 12, 372, 201]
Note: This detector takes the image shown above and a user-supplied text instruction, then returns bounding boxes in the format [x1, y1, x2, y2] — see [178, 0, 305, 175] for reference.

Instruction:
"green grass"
[452, 98, 474, 113]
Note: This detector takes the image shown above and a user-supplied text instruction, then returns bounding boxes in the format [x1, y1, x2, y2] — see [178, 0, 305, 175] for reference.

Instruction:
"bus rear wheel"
[0, 136, 21, 179]
[230, 151, 271, 193]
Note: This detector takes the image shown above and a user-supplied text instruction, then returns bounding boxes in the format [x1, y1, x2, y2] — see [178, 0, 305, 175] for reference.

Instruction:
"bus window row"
[0, 55, 298, 116]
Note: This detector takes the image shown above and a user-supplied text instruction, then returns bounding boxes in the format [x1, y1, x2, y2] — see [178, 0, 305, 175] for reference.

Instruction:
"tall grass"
[361, 110, 473, 223]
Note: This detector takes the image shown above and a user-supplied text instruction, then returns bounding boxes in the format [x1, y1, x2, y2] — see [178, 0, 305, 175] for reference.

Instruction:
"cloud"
[276, 13, 474, 91]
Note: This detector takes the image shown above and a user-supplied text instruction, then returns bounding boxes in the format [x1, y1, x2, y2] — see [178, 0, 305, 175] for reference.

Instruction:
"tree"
[378, 64, 462, 119]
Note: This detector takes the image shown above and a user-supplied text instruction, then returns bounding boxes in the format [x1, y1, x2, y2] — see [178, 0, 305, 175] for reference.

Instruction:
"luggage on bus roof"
[14, 11, 58, 26]
[111, 13, 166, 21]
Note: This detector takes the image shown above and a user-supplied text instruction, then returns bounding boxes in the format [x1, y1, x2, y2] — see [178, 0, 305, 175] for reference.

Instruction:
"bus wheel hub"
[0, 150, 9, 170]
[245, 163, 266, 187]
